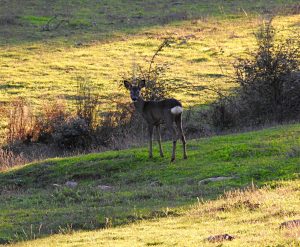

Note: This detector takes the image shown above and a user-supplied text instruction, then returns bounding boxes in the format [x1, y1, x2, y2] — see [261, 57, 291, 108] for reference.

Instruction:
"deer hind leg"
[176, 115, 187, 159]
[148, 125, 154, 158]
[168, 122, 178, 162]
[156, 125, 164, 157]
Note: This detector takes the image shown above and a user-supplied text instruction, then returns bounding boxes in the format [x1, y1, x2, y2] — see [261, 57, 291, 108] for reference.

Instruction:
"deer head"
[124, 79, 146, 102]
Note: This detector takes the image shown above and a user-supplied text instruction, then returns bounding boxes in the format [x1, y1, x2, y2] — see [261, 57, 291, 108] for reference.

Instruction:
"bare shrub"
[0, 1, 21, 26]
[123, 38, 175, 101]
[210, 20, 300, 130]
[96, 99, 145, 149]
[6, 98, 35, 144]
[34, 100, 70, 143]
[0, 16, 18, 25]
[0, 148, 28, 170]
[41, 15, 70, 32]
[75, 77, 101, 130]
[183, 106, 213, 138]
[5, 77, 104, 156]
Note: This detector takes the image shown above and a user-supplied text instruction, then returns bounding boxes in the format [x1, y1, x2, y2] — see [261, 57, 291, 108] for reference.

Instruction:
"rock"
[207, 234, 235, 243]
[280, 219, 300, 229]
[179, 39, 187, 45]
[198, 176, 235, 185]
[65, 181, 78, 188]
[97, 185, 114, 191]
[74, 41, 83, 47]
[149, 181, 163, 187]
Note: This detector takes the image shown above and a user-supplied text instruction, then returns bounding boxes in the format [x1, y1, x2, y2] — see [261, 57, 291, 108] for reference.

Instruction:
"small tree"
[123, 38, 176, 100]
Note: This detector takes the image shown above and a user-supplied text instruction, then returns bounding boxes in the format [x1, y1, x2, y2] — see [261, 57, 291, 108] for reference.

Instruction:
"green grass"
[21, 16, 52, 25]
[1, 0, 298, 44]
[9, 180, 300, 247]
[0, 123, 300, 245]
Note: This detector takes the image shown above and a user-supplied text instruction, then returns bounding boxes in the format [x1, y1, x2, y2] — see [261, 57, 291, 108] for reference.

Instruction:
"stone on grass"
[97, 185, 114, 191]
[198, 176, 235, 185]
[207, 234, 235, 243]
[149, 181, 163, 187]
[65, 181, 78, 188]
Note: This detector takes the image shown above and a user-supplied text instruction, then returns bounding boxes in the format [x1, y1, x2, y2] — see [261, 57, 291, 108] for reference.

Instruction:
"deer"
[124, 79, 187, 162]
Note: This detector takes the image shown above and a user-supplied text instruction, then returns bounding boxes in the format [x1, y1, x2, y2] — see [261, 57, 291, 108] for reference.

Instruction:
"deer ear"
[139, 79, 146, 88]
[123, 80, 132, 90]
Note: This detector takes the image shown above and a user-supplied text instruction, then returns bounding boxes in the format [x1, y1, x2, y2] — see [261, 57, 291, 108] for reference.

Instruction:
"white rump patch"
[170, 106, 183, 115]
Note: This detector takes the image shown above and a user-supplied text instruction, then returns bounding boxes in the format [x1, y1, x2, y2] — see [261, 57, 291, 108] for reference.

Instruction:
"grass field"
[9, 181, 300, 247]
[0, 123, 299, 245]
[1, 0, 298, 44]
[0, 2, 299, 111]
[0, 1, 299, 143]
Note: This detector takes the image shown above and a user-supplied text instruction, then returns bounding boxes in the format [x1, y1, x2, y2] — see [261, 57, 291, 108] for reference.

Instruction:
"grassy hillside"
[0, 2, 298, 113]
[10, 181, 300, 247]
[0, 123, 299, 245]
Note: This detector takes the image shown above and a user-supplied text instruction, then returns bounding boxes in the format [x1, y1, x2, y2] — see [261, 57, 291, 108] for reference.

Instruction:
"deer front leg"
[156, 125, 164, 157]
[148, 125, 154, 158]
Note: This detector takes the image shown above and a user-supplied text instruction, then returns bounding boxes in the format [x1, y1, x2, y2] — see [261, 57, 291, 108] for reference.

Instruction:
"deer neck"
[133, 97, 145, 114]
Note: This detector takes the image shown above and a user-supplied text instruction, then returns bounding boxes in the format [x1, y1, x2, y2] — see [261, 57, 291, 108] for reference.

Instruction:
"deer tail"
[170, 106, 183, 115]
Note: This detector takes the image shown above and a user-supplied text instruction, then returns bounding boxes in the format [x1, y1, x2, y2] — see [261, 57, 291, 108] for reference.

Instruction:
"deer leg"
[148, 125, 154, 158]
[156, 125, 164, 157]
[176, 115, 187, 159]
[170, 124, 178, 162]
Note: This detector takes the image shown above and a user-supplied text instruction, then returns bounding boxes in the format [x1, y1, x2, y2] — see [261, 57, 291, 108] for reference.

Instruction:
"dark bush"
[95, 100, 146, 149]
[210, 20, 300, 130]
[34, 100, 70, 143]
[52, 117, 91, 149]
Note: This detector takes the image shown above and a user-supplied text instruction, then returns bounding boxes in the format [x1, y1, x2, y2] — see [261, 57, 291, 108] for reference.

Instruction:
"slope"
[0, 123, 299, 244]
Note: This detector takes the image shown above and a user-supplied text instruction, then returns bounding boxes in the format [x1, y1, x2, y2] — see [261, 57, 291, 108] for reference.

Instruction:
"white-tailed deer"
[124, 79, 187, 162]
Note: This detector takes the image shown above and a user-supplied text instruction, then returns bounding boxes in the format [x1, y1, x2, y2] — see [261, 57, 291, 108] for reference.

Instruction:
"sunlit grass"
[9, 180, 300, 247]
[0, 15, 299, 111]
[0, 123, 299, 244]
